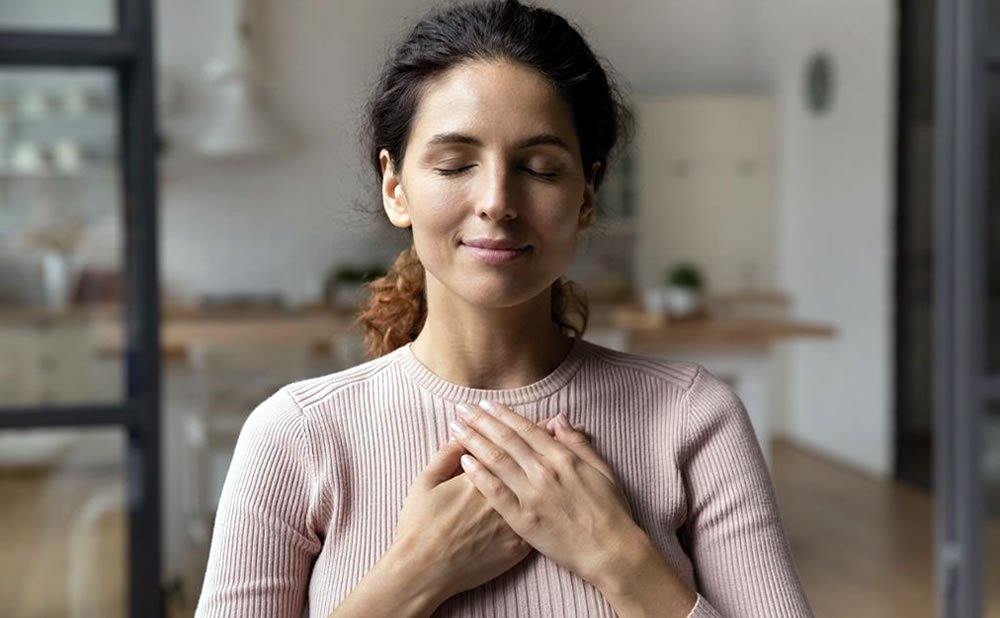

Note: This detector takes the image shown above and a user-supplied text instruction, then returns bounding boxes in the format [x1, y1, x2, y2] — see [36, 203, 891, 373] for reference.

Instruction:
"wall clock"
[805, 51, 835, 115]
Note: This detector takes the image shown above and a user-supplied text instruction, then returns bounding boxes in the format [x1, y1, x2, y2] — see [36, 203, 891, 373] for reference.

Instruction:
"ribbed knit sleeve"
[680, 365, 813, 617]
[195, 388, 322, 618]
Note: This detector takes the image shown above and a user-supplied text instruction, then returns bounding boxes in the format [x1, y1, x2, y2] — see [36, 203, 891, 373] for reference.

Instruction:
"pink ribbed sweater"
[196, 338, 813, 617]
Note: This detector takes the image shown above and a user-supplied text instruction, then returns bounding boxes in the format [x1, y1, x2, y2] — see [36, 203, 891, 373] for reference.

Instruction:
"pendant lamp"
[197, 0, 285, 156]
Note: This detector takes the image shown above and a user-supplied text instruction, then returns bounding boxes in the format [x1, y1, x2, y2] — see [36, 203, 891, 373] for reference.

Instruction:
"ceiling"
[539, 0, 770, 92]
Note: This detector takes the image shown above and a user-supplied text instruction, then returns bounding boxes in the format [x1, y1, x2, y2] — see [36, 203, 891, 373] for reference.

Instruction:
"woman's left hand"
[449, 400, 636, 584]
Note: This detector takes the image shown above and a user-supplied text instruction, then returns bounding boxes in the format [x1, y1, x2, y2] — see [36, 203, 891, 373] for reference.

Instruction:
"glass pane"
[987, 402, 1000, 615]
[0, 68, 124, 407]
[0, 0, 115, 32]
[0, 427, 125, 617]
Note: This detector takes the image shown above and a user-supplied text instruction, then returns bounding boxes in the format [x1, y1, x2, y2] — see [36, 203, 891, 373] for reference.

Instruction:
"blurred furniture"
[179, 340, 312, 600]
[91, 304, 357, 361]
[70, 268, 122, 305]
[0, 314, 120, 407]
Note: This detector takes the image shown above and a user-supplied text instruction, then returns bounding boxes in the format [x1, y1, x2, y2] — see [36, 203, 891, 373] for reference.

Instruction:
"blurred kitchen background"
[0, 0, 998, 616]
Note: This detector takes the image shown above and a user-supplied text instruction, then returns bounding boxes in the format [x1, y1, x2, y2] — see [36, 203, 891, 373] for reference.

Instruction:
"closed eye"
[435, 165, 474, 176]
[522, 168, 559, 180]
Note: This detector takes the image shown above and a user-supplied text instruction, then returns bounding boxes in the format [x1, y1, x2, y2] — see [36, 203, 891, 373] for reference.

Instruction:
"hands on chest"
[390, 400, 637, 603]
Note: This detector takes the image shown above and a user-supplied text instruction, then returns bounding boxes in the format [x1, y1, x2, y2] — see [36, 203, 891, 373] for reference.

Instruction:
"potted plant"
[664, 263, 704, 318]
[324, 263, 386, 308]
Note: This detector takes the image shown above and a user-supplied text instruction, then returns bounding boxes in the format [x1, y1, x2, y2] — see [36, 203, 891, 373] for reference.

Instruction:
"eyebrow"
[426, 132, 572, 152]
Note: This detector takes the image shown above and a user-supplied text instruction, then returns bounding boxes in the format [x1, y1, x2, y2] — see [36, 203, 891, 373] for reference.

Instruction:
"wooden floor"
[0, 466, 125, 618]
[771, 439, 1000, 617]
[2, 441, 998, 617]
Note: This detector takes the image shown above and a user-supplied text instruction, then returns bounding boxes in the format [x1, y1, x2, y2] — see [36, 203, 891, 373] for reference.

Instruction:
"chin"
[451, 277, 553, 309]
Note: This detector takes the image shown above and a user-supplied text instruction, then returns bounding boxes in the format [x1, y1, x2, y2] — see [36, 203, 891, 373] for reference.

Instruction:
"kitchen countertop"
[1, 302, 836, 359]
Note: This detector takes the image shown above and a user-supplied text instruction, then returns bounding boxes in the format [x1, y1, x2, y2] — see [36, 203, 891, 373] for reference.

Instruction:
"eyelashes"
[434, 165, 559, 180]
[435, 165, 474, 176]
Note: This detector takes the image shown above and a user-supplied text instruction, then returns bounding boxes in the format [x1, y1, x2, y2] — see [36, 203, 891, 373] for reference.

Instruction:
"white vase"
[666, 285, 700, 317]
[41, 251, 71, 310]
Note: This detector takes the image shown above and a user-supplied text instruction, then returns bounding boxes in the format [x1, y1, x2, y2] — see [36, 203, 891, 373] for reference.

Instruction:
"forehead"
[407, 60, 579, 150]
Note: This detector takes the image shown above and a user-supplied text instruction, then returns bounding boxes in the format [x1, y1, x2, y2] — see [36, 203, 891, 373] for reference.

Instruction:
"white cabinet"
[0, 318, 121, 407]
[635, 95, 776, 293]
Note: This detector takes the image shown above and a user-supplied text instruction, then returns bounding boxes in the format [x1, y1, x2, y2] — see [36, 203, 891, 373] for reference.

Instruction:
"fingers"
[547, 413, 617, 483]
[458, 451, 521, 522]
[477, 400, 565, 458]
[450, 410, 532, 493]
[418, 438, 467, 488]
[455, 402, 544, 462]
[538, 416, 557, 434]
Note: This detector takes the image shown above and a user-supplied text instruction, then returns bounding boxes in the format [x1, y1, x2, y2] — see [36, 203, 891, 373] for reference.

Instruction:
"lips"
[460, 238, 531, 265]
[461, 237, 530, 250]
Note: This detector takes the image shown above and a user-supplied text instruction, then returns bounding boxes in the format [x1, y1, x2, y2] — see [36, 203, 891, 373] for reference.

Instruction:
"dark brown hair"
[357, 0, 633, 358]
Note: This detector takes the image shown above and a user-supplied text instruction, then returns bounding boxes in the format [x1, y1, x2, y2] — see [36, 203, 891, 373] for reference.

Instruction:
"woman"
[196, 1, 813, 616]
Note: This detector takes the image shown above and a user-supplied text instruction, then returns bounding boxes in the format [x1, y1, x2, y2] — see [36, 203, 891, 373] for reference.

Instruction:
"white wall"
[155, 0, 441, 303]
[759, 0, 896, 478]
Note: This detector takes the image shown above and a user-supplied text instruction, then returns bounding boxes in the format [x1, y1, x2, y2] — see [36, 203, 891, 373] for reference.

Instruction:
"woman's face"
[380, 60, 596, 310]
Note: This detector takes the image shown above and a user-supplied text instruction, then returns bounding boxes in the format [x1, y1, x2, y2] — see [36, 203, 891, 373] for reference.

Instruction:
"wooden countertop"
[2, 302, 836, 358]
[92, 306, 358, 359]
[594, 305, 836, 348]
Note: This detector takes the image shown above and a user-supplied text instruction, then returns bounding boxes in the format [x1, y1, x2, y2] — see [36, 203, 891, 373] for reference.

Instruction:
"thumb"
[538, 415, 558, 435]
[419, 439, 466, 488]
[548, 413, 616, 482]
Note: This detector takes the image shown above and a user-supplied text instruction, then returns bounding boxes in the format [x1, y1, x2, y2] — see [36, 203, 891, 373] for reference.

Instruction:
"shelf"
[0, 164, 116, 179]
[0, 110, 114, 123]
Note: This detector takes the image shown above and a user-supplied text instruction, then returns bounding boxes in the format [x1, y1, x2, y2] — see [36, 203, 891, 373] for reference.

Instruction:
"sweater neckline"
[396, 336, 591, 405]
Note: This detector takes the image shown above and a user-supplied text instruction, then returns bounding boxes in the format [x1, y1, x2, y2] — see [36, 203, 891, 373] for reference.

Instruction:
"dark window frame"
[0, 1, 162, 615]
[933, 0, 992, 615]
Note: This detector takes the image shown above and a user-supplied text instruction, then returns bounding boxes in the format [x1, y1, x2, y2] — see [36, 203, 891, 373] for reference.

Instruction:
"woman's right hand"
[390, 418, 556, 604]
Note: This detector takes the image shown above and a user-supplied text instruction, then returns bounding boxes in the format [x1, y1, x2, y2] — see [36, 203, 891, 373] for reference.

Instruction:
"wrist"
[379, 539, 451, 613]
[330, 539, 446, 618]
[589, 524, 697, 618]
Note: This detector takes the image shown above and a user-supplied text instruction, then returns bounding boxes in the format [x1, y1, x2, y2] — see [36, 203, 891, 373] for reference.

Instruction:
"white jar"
[666, 285, 700, 317]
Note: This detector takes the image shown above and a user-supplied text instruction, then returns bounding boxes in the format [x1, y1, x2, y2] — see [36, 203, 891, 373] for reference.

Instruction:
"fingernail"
[546, 418, 558, 433]
[449, 420, 466, 436]
[460, 454, 476, 469]
[456, 403, 473, 419]
[479, 399, 495, 412]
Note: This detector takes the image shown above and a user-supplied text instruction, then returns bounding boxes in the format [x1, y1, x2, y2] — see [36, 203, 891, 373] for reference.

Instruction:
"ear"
[380, 149, 411, 229]
[578, 161, 601, 230]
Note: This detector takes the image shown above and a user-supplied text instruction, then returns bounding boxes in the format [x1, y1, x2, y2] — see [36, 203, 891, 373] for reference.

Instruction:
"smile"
[459, 243, 531, 265]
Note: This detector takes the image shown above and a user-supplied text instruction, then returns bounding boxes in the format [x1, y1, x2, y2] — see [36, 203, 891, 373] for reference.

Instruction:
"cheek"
[539, 205, 585, 245]
[406, 184, 464, 261]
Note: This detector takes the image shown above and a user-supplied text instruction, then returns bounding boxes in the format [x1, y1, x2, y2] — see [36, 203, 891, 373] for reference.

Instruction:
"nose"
[475, 162, 517, 222]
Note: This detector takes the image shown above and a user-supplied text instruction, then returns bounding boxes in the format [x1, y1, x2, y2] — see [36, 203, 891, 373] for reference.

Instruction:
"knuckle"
[566, 432, 589, 446]
[494, 426, 518, 445]
[483, 448, 509, 466]
[550, 450, 577, 470]
[530, 463, 559, 486]
[511, 418, 535, 434]
[520, 510, 542, 532]
[483, 478, 507, 500]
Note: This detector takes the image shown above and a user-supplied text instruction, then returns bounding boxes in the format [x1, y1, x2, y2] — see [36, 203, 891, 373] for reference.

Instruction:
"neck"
[410, 279, 574, 390]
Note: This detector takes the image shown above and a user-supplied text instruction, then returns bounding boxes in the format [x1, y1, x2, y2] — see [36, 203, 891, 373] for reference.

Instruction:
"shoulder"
[579, 338, 705, 396]
[579, 340, 745, 434]
[273, 347, 403, 417]
[233, 350, 402, 464]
